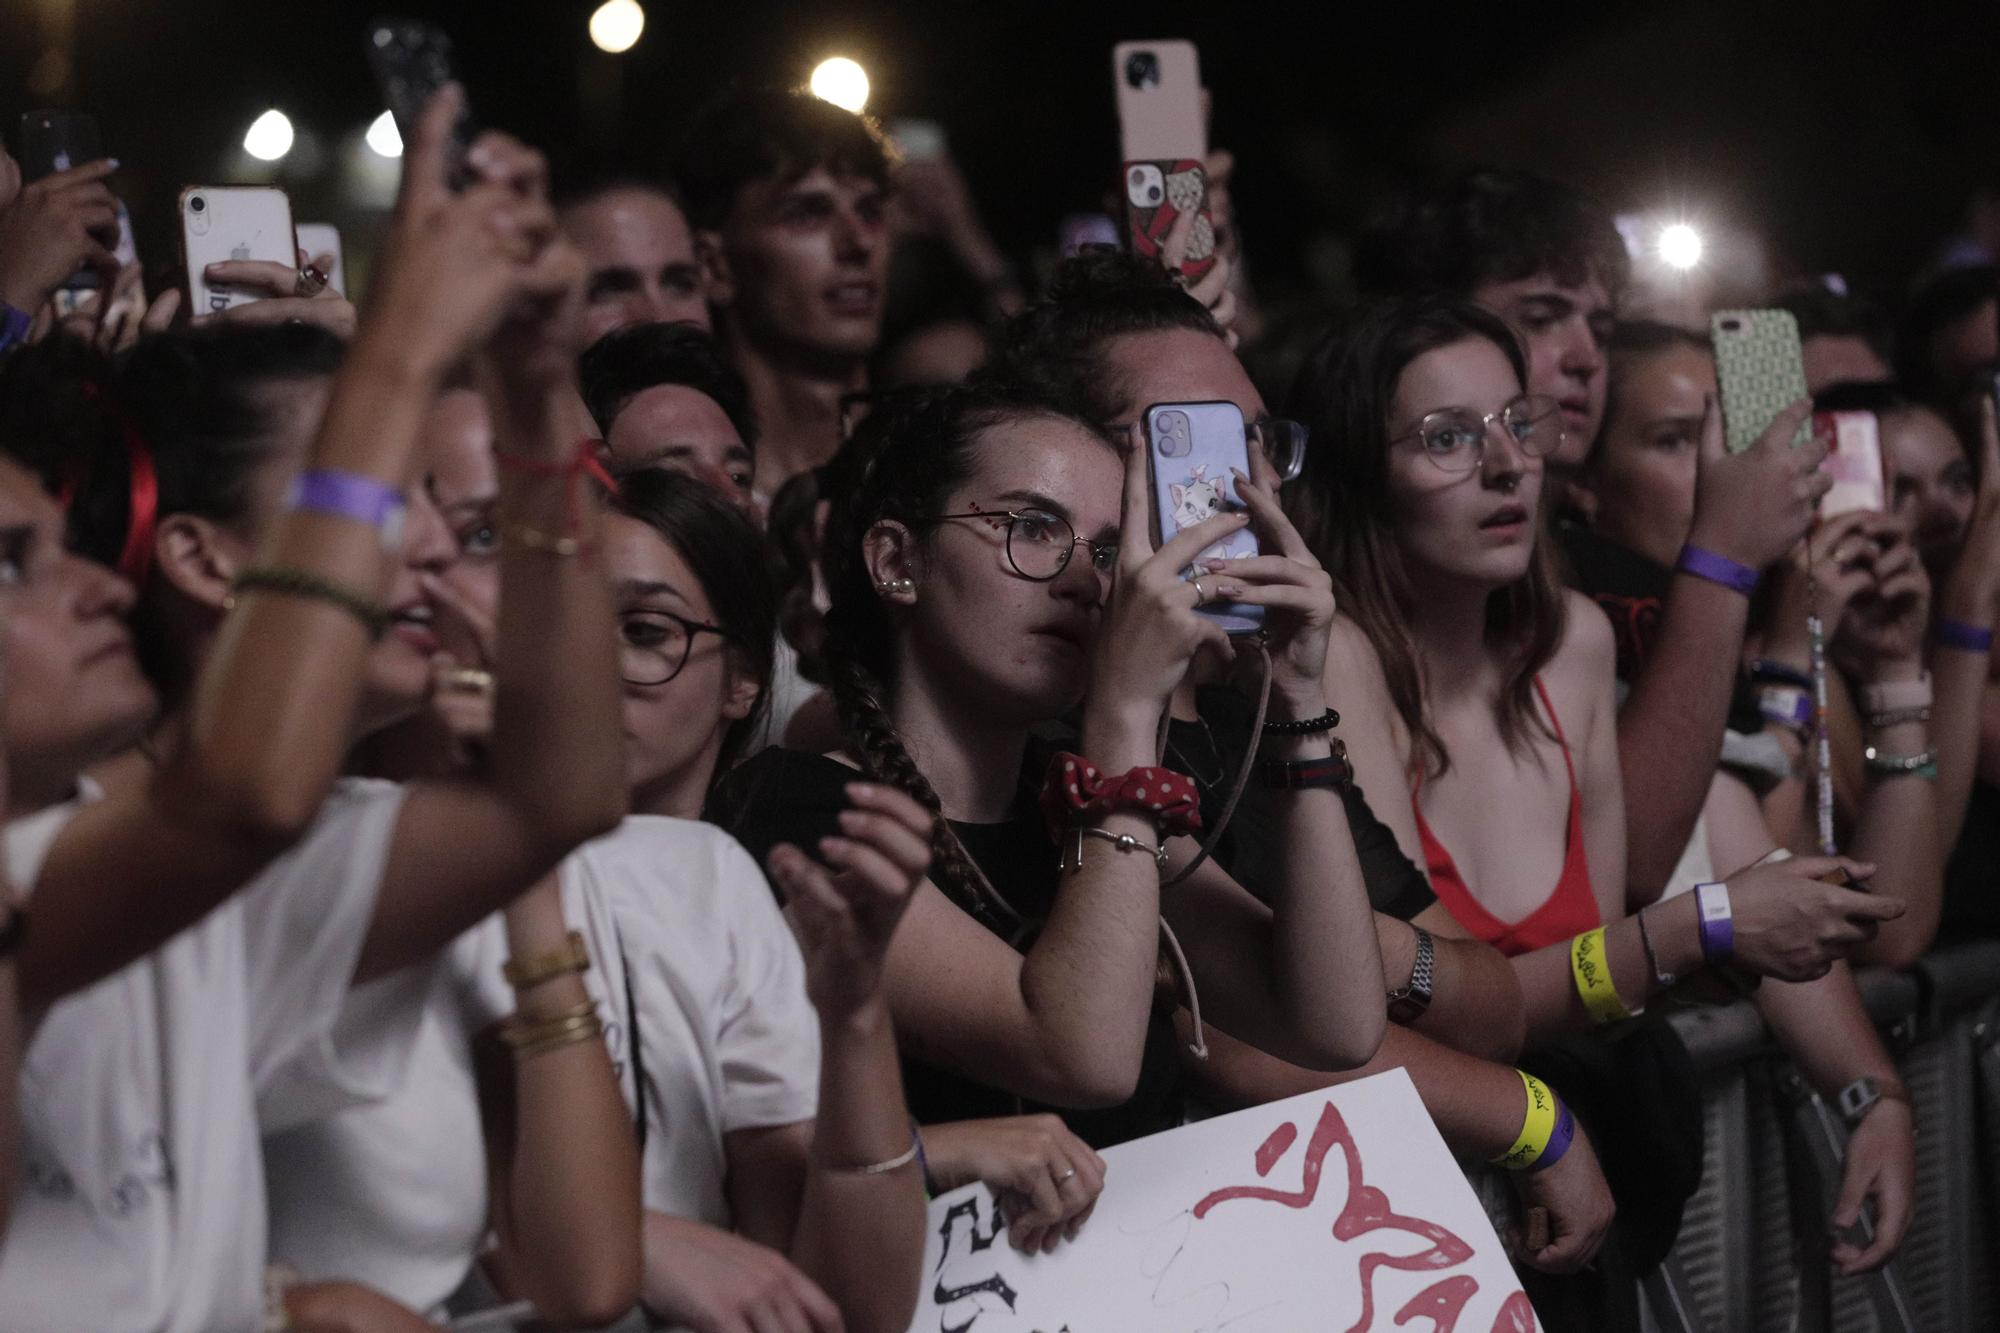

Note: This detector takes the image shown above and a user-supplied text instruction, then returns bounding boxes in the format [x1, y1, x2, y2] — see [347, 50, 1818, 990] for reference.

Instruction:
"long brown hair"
[1286, 297, 1567, 779]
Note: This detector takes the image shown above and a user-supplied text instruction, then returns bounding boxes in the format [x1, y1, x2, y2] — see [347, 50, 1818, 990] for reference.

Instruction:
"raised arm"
[1926, 396, 2000, 847]
[18, 89, 549, 1010]
[1161, 468, 1385, 1070]
[1617, 398, 1826, 905]
[354, 142, 627, 980]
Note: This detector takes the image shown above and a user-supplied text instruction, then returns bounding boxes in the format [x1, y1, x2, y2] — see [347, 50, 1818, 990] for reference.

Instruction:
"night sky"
[6, 0, 2000, 308]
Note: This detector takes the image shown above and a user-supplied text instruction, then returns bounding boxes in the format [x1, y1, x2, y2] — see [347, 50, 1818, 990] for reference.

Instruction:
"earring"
[875, 577, 915, 597]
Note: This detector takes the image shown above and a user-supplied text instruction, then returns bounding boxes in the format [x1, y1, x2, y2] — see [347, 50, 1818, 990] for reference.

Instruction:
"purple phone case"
[1146, 400, 1263, 635]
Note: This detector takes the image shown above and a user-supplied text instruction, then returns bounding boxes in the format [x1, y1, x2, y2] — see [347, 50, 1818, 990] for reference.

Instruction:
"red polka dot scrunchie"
[1038, 751, 1204, 843]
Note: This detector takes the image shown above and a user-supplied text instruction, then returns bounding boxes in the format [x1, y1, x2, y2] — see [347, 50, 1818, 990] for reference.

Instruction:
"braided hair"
[816, 382, 1088, 932]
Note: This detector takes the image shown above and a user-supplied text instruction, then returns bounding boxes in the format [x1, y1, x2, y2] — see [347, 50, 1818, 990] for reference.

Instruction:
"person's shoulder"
[1326, 612, 1395, 694]
[1556, 587, 1617, 674]
[573, 816, 786, 936]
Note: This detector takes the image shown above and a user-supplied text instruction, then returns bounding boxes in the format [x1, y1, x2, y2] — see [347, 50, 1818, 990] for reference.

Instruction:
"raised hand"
[1206, 465, 1336, 720]
[1687, 396, 1831, 573]
[1084, 429, 1250, 743]
[766, 781, 931, 1017]
[1835, 524, 1931, 682]
[194, 248, 356, 338]
[1939, 393, 2000, 626]
[0, 155, 120, 316]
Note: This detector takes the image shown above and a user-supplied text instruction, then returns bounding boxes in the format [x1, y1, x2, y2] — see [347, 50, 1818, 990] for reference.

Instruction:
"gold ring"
[442, 667, 494, 694]
[1191, 578, 1209, 605]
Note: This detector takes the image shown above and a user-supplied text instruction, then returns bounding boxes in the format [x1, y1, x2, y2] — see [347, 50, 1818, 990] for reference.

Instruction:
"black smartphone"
[366, 18, 476, 189]
[17, 110, 116, 292]
[16, 109, 103, 182]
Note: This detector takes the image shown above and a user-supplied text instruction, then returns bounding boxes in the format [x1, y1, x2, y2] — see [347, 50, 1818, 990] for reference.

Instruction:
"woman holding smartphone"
[1285, 298, 1897, 1042]
[711, 381, 1389, 1171]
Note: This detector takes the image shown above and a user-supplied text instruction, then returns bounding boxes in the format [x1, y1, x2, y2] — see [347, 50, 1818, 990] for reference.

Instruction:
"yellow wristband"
[1492, 1070, 1560, 1170]
[1571, 926, 1633, 1025]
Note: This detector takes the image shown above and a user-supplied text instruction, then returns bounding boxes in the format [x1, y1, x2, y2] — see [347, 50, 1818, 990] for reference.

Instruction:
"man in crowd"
[558, 176, 712, 351]
[674, 89, 892, 502]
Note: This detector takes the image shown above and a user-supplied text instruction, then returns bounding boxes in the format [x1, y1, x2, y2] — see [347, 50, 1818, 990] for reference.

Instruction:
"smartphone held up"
[1146, 399, 1263, 636]
[1112, 39, 1216, 283]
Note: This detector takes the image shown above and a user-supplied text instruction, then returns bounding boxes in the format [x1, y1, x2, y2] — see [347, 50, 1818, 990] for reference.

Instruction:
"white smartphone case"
[181, 186, 296, 315]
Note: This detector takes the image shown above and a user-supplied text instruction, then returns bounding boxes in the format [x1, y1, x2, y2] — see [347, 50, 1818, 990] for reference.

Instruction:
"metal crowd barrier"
[1470, 938, 2000, 1333]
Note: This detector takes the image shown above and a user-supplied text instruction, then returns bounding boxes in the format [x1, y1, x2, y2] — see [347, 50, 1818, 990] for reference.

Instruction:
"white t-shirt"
[0, 777, 414, 1333]
[263, 816, 821, 1314]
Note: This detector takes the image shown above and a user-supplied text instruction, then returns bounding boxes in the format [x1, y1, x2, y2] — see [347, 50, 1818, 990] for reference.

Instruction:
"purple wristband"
[1936, 617, 1995, 654]
[0, 303, 31, 354]
[1694, 881, 1735, 964]
[285, 469, 407, 550]
[1676, 543, 1760, 597]
[1531, 1100, 1577, 1173]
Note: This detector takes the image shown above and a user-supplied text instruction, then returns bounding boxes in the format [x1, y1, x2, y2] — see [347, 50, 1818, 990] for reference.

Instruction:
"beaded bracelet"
[1262, 708, 1340, 736]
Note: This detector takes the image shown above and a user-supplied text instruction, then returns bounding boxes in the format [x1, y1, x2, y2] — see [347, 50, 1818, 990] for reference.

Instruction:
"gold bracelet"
[507, 523, 582, 558]
[498, 1000, 598, 1048]
[511, 1013, 606, 1060]
[502, 930, 591, 991]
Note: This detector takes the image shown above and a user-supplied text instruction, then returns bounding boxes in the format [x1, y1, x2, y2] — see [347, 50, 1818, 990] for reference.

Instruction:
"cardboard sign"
[909, 1069, 1535, 1333]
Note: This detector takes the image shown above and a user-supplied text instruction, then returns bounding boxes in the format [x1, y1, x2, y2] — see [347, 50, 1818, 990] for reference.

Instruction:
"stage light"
[589, 0, 645, 54]
[1658, 223, 1704, 271]
[809, 56, 869, 113]
[243, 109, 295, 163]
[365, 110, 402, 158]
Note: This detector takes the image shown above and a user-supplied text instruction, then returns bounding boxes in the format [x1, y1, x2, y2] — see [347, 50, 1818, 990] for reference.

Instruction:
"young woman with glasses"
[710, 380, 1387, 1183]
[1286, 298, 1893, 1043]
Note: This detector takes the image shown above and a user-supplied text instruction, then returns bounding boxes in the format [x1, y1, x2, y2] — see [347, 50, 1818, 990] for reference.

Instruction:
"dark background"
[6, 0, 1999, 304]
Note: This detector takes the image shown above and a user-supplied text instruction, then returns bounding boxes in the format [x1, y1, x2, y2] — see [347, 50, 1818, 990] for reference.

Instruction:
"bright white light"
[589, 0, 645, 54]
[1658, 223, 1704, 271]
[809, 56, 870, 113]
[364, 110, 403, 159]
[243, 109, 295, 163]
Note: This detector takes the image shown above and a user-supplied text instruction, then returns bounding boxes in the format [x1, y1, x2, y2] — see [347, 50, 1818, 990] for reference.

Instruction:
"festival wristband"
[1693, 881, 1735, 964]
[284, 469, 407, 552]
[1747, 659, 1813, 691]
[1492, 1070, 1569, 1171]
[1570, 927, 1635, 1024]
[1256, 744, 1353, 792]
[1935, 618, 1995, 654]
[1756, 685, 1812, 733]
[1859, 672, 1932, 716]
[1676, 543, 1759, 596]
[1039, 752, 1203, 841]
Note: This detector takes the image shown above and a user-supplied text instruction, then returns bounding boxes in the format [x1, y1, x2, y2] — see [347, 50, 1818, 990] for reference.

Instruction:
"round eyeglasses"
[1390, 394, 1562, 473]
[620, 609, 728, 687]
[935, 506, 1119, 581]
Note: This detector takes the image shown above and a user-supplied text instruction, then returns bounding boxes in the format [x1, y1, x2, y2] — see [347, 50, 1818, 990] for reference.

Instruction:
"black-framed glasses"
[620, 609, 729, 686]
[1249, 417, 1310, 482]
[1389, 394, 1561, 474]
[935, 506, 1118, 581]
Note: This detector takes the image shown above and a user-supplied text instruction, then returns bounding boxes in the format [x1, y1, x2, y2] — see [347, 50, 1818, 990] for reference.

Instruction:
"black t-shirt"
[1560, 524, 1764, 731]
[705, 746, 1187, 1148]
[1173, 685, 1435, 920]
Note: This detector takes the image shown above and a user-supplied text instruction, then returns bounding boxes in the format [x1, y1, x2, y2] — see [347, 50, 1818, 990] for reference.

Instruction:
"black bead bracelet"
[1262, 708, 1340, 736]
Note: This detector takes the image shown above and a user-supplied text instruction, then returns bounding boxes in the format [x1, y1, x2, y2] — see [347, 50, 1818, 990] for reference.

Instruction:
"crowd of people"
[0, 56, 1992, 1333]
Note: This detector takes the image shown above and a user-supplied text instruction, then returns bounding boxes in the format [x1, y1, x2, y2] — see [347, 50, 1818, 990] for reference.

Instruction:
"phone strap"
[1805, 530, 1838, 856]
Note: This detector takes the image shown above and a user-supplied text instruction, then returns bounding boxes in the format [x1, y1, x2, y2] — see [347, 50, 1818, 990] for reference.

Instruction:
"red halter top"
[1410, 677, 1598, 958]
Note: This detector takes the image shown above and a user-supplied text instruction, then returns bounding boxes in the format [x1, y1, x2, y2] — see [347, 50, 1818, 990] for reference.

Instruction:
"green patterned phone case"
[1711, 308, 1813, 453]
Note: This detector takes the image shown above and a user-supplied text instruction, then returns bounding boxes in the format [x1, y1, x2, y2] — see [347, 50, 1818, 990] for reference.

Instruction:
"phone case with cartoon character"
[1146, 400, 1262, 635]
[1711, 308, 1813, 453]
[1122, 160, 1216, 282]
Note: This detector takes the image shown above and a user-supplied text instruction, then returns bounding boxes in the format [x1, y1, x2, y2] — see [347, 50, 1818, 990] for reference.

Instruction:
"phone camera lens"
[1124, 51, 1161, 90]
[1146, 185, 1162, 204]
[189, 196, 206, 213]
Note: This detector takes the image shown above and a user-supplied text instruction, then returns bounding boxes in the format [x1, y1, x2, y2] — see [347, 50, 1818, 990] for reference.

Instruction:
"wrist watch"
[1386, 925, 1435, 1023]
[1835, 1074, 1911, 1127]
